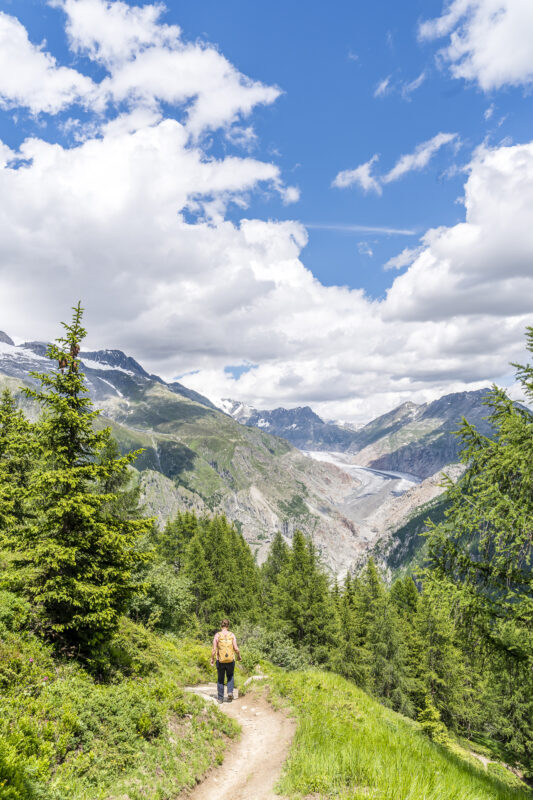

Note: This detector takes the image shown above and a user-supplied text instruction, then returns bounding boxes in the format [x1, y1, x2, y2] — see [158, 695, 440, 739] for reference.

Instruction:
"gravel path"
[185, 682, 295, 800]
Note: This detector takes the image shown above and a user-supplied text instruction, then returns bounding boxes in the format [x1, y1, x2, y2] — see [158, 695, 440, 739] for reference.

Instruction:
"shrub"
[0, 737, 43, 800]
[487, 762, 526, 790]
[418, 695, 449, 745]
[0, 591, 30, 633]
[129, 563, 193, 633]
[237, 623, 310, 671]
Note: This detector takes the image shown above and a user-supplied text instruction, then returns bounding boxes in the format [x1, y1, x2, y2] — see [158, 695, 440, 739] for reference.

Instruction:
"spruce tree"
[2, 303, 152, 653]
[330, 573, 372, 688]
[184, 533, 215, 619]
[272, 530, 336, 663]
[360, 560, 413, 714]
[156, 510, 198, 569]
[261, 530, 290, 608]
[0, 388, 36, 533]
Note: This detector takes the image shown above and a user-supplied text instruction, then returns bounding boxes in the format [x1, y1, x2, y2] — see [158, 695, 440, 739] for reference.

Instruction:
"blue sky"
[2, 0, 529, 297]
[0, 0, 532, 420]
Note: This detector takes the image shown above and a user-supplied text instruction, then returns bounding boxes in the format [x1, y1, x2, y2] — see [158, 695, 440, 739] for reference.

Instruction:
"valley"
[0, 331, 490, 577]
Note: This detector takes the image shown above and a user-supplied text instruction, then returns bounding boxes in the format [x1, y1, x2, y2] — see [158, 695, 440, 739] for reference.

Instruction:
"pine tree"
[0, 388, 36, 533]
[423, 326, 533, 768]
[261, 530, 290, 608]
[414, 589, 474, 730]
[156, 510, 198, 569]
[2, 304, 152, 653]
[184, 533, 215, 619]
[360, 560, 413, 714]
[418, 694, 449, 744]
[330, 572, 372, 688]
[272, 530, 336, 663]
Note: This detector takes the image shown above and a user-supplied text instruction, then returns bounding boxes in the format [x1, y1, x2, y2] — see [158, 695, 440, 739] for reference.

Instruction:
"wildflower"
[43, 676, 49, 681]
[29, 658, 34, 663]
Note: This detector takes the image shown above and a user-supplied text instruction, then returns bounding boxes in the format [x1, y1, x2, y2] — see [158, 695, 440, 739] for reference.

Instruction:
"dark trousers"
[216, 659, 235, 698]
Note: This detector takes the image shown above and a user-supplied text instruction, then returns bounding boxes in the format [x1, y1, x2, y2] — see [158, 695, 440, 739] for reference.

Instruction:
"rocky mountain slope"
[1, 331, 496, 576]
[219, 399, 359, 451]
[0, 333, 372, 573]
[222, 391, 495, 480]
[347, 391, 494, 478]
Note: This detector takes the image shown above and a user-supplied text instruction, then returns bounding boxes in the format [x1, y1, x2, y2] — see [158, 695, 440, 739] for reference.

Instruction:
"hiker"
[211, 618, 241, 703]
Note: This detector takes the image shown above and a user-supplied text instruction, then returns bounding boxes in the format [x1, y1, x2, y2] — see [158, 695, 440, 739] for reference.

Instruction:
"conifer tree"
[360, 560, 413, 714]
[423, 326, 533, 767]
[426, 326, 533, 636]
[0, 389, 36, 533]
[330, 573, 372, 688]
[156, 510, 198, 569]
[261, 530, 289, 607]
[2, 304, 152, 653]
[272, 530, 336, 663]
[414, 590, 473, 729]
[184, 533, 215, 619]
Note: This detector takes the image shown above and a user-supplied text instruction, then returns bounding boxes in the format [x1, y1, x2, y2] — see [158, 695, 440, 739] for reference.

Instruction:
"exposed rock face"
[0, 336, 496, 576]
[0, 331, 14, 346]
[351, 391, 494, 478]
[220, 399, 358, 451]
[352, 463, 466, 579]
[221, 392, 495, 480]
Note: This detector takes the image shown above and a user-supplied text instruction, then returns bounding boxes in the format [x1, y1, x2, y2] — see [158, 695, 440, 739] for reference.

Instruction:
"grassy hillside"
[0, 597, 238, 800]
[3, 597, 530, 800]
[268, 667, 531, 800]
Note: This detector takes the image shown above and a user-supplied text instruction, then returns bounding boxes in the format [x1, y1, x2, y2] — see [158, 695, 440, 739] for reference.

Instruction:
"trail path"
[185, 682, 295, 800]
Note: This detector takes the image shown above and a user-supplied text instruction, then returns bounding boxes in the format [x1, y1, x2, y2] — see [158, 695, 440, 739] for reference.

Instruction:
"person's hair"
[220, 618, 230, 629]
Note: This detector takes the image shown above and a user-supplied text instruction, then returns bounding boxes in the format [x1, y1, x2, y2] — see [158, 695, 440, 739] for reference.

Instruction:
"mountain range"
[0, 333, 370, 573]
[0, 330, 495, 576]
[219, 390, 494, 479]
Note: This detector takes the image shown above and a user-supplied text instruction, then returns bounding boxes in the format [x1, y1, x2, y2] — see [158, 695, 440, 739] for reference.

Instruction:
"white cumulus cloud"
[0, 11, 95, 114]
[0, 7, 531, 424]
[420, 0, 533, 91]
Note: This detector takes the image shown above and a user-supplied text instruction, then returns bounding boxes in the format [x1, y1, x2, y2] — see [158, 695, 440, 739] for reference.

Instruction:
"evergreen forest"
[1, 306, 532, 799]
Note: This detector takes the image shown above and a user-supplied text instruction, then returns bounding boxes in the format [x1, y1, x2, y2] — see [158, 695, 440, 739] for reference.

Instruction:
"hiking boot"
[217, 697, 224, 704]
[227, 694, 233, 702]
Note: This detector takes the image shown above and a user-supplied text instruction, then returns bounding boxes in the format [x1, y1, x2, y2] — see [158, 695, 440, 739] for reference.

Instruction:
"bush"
[487, 762, 526, 790]
[0, 736, 44, 800]
[418, 695, 449, 745]
[129, 563, 193, 633]
[0, 591, 30, 633]
[237, 623, 310, 671]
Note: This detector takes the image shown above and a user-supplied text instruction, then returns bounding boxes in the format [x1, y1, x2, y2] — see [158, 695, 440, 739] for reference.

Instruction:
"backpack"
[217, 632, 235, 663]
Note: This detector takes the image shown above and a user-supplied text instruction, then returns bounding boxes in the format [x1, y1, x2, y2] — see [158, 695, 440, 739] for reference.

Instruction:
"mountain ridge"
[0, 334, 372, 573]
[0, 330, 495, 575]
[220, 389, 494, 479]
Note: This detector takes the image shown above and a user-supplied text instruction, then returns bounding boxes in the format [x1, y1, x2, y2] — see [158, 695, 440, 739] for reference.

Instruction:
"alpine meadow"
[2, 0, 533, 798]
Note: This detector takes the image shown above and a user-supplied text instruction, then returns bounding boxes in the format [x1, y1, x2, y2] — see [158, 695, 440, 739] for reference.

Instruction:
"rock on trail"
[185, 682, 295, 800]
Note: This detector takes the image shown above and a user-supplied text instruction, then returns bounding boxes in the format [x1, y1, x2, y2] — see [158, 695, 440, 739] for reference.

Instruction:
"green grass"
[268, 667, 531, 800]
[0, 612, 238, 800]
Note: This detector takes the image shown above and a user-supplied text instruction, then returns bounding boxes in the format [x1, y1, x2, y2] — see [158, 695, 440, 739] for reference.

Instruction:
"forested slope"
[1, 309, 532, 799]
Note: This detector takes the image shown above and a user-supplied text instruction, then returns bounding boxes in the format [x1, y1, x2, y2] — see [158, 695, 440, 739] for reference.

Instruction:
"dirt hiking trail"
[185, 682, 295, 800]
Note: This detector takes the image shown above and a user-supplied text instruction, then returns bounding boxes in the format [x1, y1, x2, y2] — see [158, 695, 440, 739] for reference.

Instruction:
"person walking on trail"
[211, 619, 241, 703]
